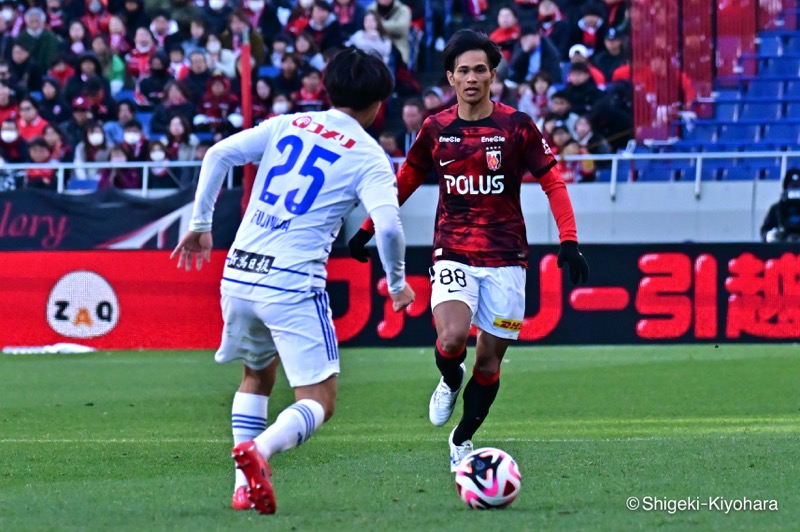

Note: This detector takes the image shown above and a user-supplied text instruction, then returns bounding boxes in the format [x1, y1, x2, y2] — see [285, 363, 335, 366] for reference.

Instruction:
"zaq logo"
[46, 271, 120, 338]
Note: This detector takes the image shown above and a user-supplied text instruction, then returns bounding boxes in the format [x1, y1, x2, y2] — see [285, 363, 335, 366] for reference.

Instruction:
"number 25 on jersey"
[260, 135, 341, 215]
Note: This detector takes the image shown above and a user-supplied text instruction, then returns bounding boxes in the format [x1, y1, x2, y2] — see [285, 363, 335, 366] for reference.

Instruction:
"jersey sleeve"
[189, 119, 274, 232]
[355, 151, 400, 215]
[360, 118, 435, 234]
[517, 112, 557, 178]
[538, 165, 578, 242]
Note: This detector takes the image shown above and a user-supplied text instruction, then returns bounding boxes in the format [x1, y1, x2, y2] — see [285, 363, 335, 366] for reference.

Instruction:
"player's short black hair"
[443, 29, 502, 73]
[323, 47, 393, 111]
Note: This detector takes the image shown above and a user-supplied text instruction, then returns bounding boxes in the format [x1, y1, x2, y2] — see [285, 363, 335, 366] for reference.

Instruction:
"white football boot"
[449, 427, 474, 472]
[429, 363, 466, 426]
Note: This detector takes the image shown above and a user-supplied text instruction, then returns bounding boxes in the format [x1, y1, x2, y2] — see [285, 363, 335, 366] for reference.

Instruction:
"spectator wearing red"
[45, 0, 67, 37]
[126, 27, 157, 80]
[568, 44, 606, 88]
[168, 45, 190, 80]
[291, 67, 330, 112]
[284, 0, 314, 37]
[195, 72, 240, 130]
[16, 97, 49, 142]
[81, 0, 112, 38]
[591, 28, 628, 83]
[25, 138, 56, 188]
[489, 7, 520, 63]
[612, 56, 697, 108]
[0, 82, 18, 124]
[46, 55, 75, 89]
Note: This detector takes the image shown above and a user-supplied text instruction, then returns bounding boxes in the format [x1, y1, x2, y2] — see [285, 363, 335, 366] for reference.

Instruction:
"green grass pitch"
[1, 345, 798, 531]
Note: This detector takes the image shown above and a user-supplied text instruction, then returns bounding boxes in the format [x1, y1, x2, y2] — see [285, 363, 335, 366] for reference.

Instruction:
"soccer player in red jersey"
[349, 29, 589, 470]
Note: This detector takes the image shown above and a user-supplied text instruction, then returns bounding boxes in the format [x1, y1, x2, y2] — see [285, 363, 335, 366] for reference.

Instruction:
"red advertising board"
[1, 246, 798, 350]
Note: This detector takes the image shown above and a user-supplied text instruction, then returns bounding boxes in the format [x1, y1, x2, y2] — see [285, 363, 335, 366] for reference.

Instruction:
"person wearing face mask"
[536, 0, 570, 60]
[1, 1, 24, 40]
[148, 139, 182, 188]
[98, 144, 141, 190]
[73, 120, 111, 180]
[203, 0, 234, 37]
[203, 34, 236, 79]
[267, 92, 292, 118]
[139, 52, 172, 106]
[15, 7, 61, 71]
[120, 119, 150, 161]
[80, 0, 112, 38]
[0, 118, 28, 163]
[126, 27, 156, 80]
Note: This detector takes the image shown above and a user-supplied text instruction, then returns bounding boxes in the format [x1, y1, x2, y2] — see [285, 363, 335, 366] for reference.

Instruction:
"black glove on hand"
[557, 240, 589, 284]
[348, 228, 373, 263]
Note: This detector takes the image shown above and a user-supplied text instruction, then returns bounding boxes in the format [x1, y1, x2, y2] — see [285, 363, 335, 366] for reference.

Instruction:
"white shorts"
[215, 292, 340, 387]
[429, 260, 526, 340]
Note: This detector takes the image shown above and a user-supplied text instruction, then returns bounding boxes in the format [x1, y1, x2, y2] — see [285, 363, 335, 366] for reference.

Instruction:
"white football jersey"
[190, 109, 398, 302]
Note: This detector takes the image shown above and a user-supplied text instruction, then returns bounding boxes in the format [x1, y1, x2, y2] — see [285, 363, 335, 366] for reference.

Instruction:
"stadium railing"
[2, 150, 799, 199]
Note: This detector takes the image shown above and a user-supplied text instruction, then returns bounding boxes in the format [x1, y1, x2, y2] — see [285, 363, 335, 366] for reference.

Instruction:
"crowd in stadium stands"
[0, 0, 635, 190]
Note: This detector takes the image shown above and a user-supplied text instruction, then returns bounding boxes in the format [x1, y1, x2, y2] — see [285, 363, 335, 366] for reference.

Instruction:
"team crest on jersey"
[486, 147, 502, 171]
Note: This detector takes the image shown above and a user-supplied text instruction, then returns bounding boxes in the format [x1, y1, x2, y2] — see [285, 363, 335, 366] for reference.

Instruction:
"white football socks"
[232, 392, 269, 489]
[254, 399, 325, 460]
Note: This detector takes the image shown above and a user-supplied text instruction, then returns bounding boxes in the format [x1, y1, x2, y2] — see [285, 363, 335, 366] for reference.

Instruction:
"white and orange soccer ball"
[454, 447, 521, 509]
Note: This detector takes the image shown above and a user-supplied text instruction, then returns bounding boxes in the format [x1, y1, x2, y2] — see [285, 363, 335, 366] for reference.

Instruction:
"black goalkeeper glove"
[348, 228, 373, 263]
[557, 240, 589, 284]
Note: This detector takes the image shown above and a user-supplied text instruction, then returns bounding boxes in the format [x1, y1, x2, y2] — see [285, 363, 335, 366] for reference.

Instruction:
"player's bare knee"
[473, 360, 500, 379]
[438, 331, 469, 355]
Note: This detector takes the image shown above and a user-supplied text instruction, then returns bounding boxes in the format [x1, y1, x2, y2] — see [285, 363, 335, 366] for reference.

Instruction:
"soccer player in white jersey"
[171, 48, 415, 515]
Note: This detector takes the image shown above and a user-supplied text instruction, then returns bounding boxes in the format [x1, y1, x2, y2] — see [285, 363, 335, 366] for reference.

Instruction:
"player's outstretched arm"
[171, 230, 213, 271]
[371, 204, 415, 312]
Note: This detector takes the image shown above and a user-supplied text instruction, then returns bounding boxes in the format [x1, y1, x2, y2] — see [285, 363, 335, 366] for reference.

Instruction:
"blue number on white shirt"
[260, 135, 341, 215]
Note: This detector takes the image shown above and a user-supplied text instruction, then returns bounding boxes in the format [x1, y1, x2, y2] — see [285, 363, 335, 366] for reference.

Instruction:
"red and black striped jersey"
[363, 102, 579, 267]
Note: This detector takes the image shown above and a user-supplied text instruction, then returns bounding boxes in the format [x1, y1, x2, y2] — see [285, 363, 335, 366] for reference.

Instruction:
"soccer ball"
[454, 447, 521, 509]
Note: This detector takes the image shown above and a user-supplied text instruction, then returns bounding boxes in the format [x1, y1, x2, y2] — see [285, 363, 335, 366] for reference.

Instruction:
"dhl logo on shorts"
[493, 317, 523, 331]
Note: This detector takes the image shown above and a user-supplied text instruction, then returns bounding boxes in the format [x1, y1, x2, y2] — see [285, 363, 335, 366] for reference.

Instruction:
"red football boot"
[231, 486, 252, 510]
[231, 441, 276, 515]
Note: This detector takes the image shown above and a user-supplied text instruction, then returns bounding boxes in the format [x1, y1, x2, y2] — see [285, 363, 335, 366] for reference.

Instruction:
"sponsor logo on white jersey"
[443, 174, 505, 195]
[291, 115, 356, 149]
